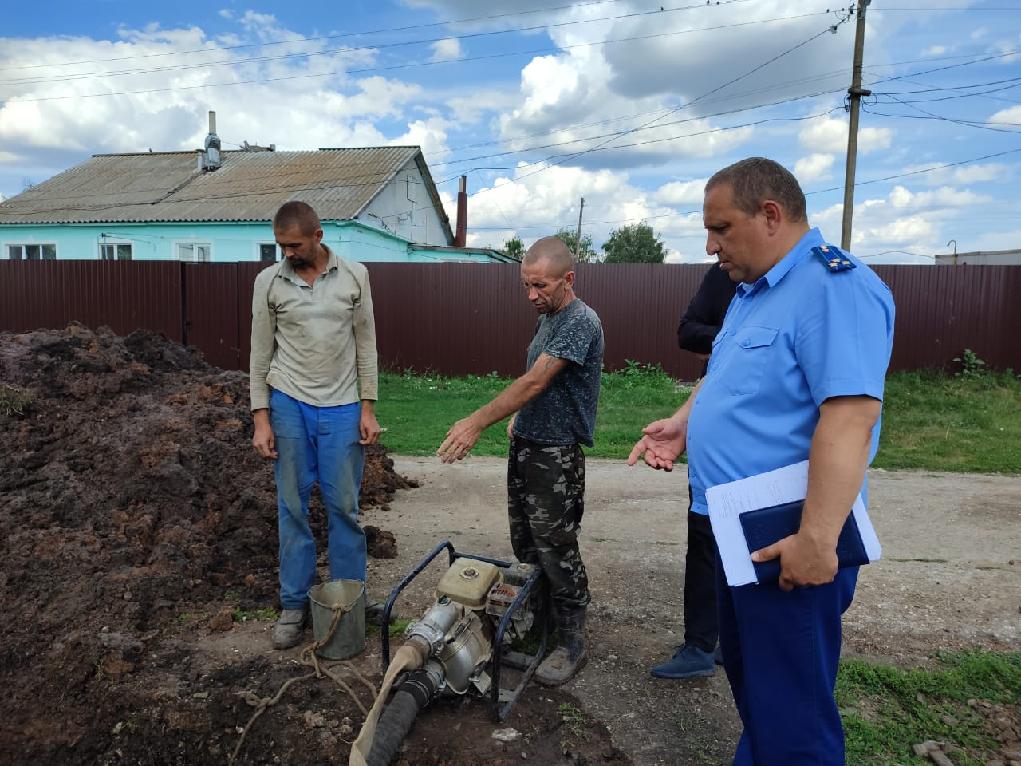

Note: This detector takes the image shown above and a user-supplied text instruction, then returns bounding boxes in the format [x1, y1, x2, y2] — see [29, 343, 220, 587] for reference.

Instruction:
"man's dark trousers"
[717, 554, 858, 765]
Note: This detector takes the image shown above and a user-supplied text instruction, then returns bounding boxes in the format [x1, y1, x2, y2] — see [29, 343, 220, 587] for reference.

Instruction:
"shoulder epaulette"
[811, 244, 856, 272]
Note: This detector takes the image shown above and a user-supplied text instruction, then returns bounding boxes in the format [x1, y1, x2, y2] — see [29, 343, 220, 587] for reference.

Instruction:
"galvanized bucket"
[307, 579, 366, 660]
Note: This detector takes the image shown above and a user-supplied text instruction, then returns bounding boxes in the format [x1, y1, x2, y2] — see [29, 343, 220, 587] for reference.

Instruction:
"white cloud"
[218, 9, 234, 20]
[857, 215, 936, 247]
[922, 45, 948, 56]
[988, 105, 1021, 127]
[457, 162, 706, 259]
[652, 179, 706, 206]
[430, 37, 462, 63]
[889, 185, 991, 209]
[0, 18, 442, 168]
[392, 116, 451, 161]
[799, 117, 892, 155]
[906, 162, 1009, 185]
[794, 153, 835, 182]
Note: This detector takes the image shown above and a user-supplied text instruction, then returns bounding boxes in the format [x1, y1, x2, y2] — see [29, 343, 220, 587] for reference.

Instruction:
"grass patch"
[377, 367, 1021, 474]
[837, 651, 1021, 765]
[232, 606, 278, 623]
[0, 384, 33, 417]
[367, 617, 413, 638]
[377, 363, 686, 460]
[876, 370, 1021, 473]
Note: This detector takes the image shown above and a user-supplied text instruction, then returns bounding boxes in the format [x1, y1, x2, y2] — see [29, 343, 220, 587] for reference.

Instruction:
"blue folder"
[739, 500, 870, 585]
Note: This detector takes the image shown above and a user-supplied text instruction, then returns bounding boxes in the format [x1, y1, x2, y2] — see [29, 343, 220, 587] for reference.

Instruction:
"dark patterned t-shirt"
[513, 298, 604, 447]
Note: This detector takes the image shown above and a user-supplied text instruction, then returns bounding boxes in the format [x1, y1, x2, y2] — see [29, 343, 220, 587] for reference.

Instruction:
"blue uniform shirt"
[687, 227, 895, 516]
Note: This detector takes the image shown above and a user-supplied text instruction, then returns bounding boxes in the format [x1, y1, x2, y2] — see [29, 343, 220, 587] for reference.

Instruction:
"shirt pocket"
[725, 325, 779, 396]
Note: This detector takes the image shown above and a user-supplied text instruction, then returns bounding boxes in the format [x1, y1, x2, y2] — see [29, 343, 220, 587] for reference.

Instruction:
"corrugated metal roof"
[0, 146, 437, 225]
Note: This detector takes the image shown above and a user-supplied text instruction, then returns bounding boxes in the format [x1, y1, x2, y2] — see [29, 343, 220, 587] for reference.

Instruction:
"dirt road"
[368, 457, 1021, 766]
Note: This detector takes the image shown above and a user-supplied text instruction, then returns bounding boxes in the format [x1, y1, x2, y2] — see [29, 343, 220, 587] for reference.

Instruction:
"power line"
[3, 9, 844, 103]
[470, 148, 1021, 233]
[470, 10, 855, 196]
[0, 0, 632, 71]
[0, 0, 758, 88]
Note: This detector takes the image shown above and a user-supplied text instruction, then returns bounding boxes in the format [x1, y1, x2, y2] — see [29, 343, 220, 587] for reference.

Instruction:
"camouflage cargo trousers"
[507, 436, 590, 638]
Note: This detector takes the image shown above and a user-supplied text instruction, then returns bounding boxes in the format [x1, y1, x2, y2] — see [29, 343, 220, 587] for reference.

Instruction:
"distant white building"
[935, 249, 1021, 265]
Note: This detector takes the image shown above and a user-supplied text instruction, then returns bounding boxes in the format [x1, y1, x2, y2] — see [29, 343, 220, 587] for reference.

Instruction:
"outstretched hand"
[626, 416, 687, 470]
[437, 416, 483, 464]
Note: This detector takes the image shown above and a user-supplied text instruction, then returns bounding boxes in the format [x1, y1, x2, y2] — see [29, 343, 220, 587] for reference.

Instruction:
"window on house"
[7, 244, 56, 260]
[100, 243, 133, 261]
[259, 243, 279, 262]
[176, 242, 211, 262]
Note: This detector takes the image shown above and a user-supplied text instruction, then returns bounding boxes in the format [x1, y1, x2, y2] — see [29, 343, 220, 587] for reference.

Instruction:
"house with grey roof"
[0, 113, 512, 264]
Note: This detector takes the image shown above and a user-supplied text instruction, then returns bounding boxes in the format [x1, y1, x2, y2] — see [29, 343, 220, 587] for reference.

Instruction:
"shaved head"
[274, 200, 321, 235]
[523, 236, 574, 277]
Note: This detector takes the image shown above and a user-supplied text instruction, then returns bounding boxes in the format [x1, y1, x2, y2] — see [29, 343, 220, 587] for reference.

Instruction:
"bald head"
[523, 236, 574, 277]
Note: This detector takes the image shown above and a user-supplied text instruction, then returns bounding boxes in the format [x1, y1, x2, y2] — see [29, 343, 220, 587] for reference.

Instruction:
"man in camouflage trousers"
[438, 236, 604, 685]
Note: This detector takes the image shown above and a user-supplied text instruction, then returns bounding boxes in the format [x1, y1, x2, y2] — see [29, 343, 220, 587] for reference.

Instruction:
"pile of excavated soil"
[0, 325, 416, 763]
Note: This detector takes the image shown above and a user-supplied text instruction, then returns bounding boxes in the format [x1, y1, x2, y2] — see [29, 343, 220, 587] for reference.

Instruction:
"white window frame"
[256, 242, 281, 262]
[5, 243, 57, 260]
[174, 240, 213, 262]
[98, 240, 133, 261]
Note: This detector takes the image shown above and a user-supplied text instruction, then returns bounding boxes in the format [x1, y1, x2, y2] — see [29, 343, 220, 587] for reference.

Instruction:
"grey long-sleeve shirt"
[249, 248, 378, 411]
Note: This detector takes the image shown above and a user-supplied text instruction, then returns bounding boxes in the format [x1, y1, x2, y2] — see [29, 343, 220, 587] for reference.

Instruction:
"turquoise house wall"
[1, 220, 503, 263]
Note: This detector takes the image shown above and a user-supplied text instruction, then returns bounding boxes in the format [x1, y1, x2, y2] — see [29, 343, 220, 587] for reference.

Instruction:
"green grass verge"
[837, 651, 1021, 765]
[877, 371, 1021, 473]
[377, 367, 1021, 474]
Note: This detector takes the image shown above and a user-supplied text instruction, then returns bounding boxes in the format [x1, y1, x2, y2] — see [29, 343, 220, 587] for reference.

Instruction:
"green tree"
[554, 227, 598, 263]
[504, 236, 525, 260]
[602, 222, 666, 263]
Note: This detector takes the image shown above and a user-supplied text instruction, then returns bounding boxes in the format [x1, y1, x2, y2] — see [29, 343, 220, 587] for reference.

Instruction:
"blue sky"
[2, 0, 1020, 262]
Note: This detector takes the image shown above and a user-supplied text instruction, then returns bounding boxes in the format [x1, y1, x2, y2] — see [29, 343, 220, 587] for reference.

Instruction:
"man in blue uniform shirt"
[629, 157, 895, 765]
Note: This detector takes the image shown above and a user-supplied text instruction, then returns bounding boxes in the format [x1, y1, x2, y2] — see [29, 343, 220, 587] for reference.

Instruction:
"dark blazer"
[677, 263, 737, 361]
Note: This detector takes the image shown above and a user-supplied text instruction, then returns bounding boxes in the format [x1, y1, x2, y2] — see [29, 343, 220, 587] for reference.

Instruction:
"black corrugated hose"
[365, 666, 440, 766]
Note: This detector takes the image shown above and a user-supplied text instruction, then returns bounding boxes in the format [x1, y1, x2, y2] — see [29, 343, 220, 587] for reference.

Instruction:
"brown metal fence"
[1, 261, 1018, 377]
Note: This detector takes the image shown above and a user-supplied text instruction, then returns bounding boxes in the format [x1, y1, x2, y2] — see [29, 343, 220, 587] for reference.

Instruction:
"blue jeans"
[717, 553, 858, 766]
[270, 389, 366, 610]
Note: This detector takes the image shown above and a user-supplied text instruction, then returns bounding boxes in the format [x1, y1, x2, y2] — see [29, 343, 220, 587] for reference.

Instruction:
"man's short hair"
[273, 200, 321, 235]
[705, 157, 808, 223]
[523, 236, 575, 277]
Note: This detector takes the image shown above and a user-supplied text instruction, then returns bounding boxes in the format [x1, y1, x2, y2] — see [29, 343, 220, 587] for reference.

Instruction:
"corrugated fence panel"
[364, 263, 536, 376]
[184, 263, 244, 371]
[575, 263, 709, 379]
[0, 260, 182, 340]
[2, 262, 1019, 376]
[875, 265, 1021, 372]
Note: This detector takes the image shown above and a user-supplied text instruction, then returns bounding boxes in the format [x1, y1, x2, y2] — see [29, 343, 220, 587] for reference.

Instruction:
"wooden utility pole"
[841, 0, 872, 250]
[573, 197, 585, 261]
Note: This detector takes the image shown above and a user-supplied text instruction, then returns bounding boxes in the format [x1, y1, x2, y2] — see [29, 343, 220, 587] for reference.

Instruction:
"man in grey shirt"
[250, 201, 382, 650]
[438, 236, 604, 685]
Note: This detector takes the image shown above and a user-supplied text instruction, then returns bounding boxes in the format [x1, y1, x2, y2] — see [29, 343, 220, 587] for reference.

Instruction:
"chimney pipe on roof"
[202, 110, 222, 171]
[453, 175, 468, 247]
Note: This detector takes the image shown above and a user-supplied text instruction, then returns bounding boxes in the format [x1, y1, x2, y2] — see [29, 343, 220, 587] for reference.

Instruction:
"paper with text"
[705, 460, 881, 586]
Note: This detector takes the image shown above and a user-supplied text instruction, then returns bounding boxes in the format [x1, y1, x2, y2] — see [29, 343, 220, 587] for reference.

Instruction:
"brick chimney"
[453, 175, 468, 247]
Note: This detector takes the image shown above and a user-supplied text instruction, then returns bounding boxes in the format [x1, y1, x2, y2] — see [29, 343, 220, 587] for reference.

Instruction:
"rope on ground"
[227, 672, 316, 766]
[228, 605, 380, 765]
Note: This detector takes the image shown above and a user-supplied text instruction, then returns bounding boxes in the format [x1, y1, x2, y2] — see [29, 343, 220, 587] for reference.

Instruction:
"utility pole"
[573, 197, 585, 261]
[841, 1, 872, 251]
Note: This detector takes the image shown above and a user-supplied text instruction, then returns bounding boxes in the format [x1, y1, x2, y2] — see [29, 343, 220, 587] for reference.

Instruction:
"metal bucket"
[307, 579, 366, 660]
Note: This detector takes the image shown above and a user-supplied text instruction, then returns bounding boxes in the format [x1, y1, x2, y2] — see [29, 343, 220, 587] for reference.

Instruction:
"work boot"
[365, 599, 397, 627]
[535, 640, 587, 686]
[650, 643, 715, 679]
[271, 608, 308, 650]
